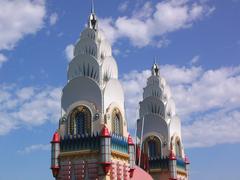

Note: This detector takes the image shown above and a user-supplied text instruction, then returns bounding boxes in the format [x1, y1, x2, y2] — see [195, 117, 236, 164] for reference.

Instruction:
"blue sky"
[0, 0, 240, 179]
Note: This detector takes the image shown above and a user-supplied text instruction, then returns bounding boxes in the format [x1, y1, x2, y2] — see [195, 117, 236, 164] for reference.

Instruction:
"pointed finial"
[91, 0, 95, 14]
[152, 57, 160, 76]
[88, 0, 98, 30]
[154, 56, 157, 65]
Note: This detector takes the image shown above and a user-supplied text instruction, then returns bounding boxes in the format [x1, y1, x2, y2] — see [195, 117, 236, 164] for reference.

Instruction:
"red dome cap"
[100, 125, 111, 137]
[128, 134, 134, 145]
[185, 155, 190, 164]
[51, 166, 59, 177]
[51, 131, 60, 143]
[130, 166, 153, 180]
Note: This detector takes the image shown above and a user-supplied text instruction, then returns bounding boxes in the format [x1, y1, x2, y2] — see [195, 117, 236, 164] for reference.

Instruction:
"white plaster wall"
[165, 98, 176, 119]
[74, 37, 98, 58]
[139, 96, 165, 118]
[101, 56, 118, 82]
[138, 114, 169, 144]
[61, 76, 102, 113]
[143, 84, 163, 99]
[103, 79, 124, 113]
[67, 54, 100, 82]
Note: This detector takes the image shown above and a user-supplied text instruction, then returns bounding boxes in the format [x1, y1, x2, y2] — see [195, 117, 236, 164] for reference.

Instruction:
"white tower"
[51, 6, 134, 180]
[59, 7, 128, 138]
[137, 63, 189, 180]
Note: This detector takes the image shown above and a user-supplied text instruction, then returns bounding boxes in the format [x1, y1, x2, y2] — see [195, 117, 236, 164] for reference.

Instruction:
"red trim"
[51, 166, 59, 177]
[51, 131, 60, 143]
[129, 168, 135, 178]
[185, 155, 190, 165]
[128, 134, 134, 145]
[101, 162, 112, 174]
[169, 149, 176, 160]
[100, 125, 111, 137]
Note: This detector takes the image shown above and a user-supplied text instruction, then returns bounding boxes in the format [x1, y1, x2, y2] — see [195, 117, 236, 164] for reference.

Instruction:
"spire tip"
[91, 0, 95, 14]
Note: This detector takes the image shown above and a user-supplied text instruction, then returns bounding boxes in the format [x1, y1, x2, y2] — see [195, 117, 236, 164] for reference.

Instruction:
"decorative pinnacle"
[152, 57, 160, 76]
[154, 56, 157, 65]
[88, 0, 98, 30]
[91, 0, 95, 14]
[51, 131, 60, 143]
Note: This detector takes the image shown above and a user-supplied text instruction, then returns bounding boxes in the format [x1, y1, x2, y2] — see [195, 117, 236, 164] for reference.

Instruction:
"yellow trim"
[111, 150, 129, 159]
[177, 170, 187, 176]
[60, 150, 99, 157]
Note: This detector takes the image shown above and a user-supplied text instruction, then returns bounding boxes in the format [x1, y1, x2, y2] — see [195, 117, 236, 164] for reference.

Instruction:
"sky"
[0, 0, 240, 179]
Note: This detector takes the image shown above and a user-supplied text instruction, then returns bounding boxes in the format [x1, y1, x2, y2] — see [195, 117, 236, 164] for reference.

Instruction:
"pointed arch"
[175, 138, 182, 158]
[69, 105, 92, 135]
[112, 108, 123, 135]
[143, 136, 162, 158]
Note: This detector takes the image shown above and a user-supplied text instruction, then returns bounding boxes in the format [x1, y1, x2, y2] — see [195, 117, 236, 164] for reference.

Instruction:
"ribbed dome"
[67, 17, 118, 87]
[140, 63, 177, 124]
[102, 56, 118, 83]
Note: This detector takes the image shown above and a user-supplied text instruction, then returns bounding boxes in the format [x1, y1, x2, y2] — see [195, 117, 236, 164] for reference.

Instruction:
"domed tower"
[50, 5, 135, 180]
[136, 63, 190, 180]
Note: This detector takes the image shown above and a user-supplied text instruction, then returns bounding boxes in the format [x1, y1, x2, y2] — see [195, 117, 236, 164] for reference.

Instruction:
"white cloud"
[0, 54, 8, 67]
[183, 110, 240, 148]
[161, 64, 202, 85]
[0, 0, 46, 50]
[121, 64, 240, 148]
[190, 55, 200, 65]
[0, 85, 61, 135]
[121, 70, 151, 129]
[99, 18, 119, 45]
[118, 1, 129, 12]
[49, 12, 58, 26]
[99, 1, 214, 47]
[18, 144, 50, 154]
[65, 44, 74, 62]
[133, 1, 153, 20]
[113, 48, 120, 56]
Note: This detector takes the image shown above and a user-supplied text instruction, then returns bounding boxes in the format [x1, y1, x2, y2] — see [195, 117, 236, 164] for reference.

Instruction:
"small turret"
[51, 131, 60, 179]
[169, 144, 177, 180]
[100, 125, 111, 175]
[128, 134, 135, 177]
[185, 155, 190, 179]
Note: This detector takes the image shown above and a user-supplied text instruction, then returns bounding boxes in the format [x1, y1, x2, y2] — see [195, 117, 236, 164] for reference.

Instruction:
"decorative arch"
[111, 108, 123, 135]
[143, 136, 162, 158]
[171, 135, 182, 158]
[175, 138, 182, 158]
[69, 105, 92, 135]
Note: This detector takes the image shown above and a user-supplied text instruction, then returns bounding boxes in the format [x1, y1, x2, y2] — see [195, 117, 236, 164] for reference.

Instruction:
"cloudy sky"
[0, 0, 240, 179]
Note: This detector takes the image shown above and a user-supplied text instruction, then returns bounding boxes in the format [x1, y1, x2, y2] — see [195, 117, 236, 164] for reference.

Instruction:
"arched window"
[143, 136, 161, 158]
[76, 111, 85, 134]
[112, 108, 122, 135]
[114, 114, 121, 134]
[148, 140, 157, 158]
[69, 105, 91, 135]
[175, 140, 181, 157]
